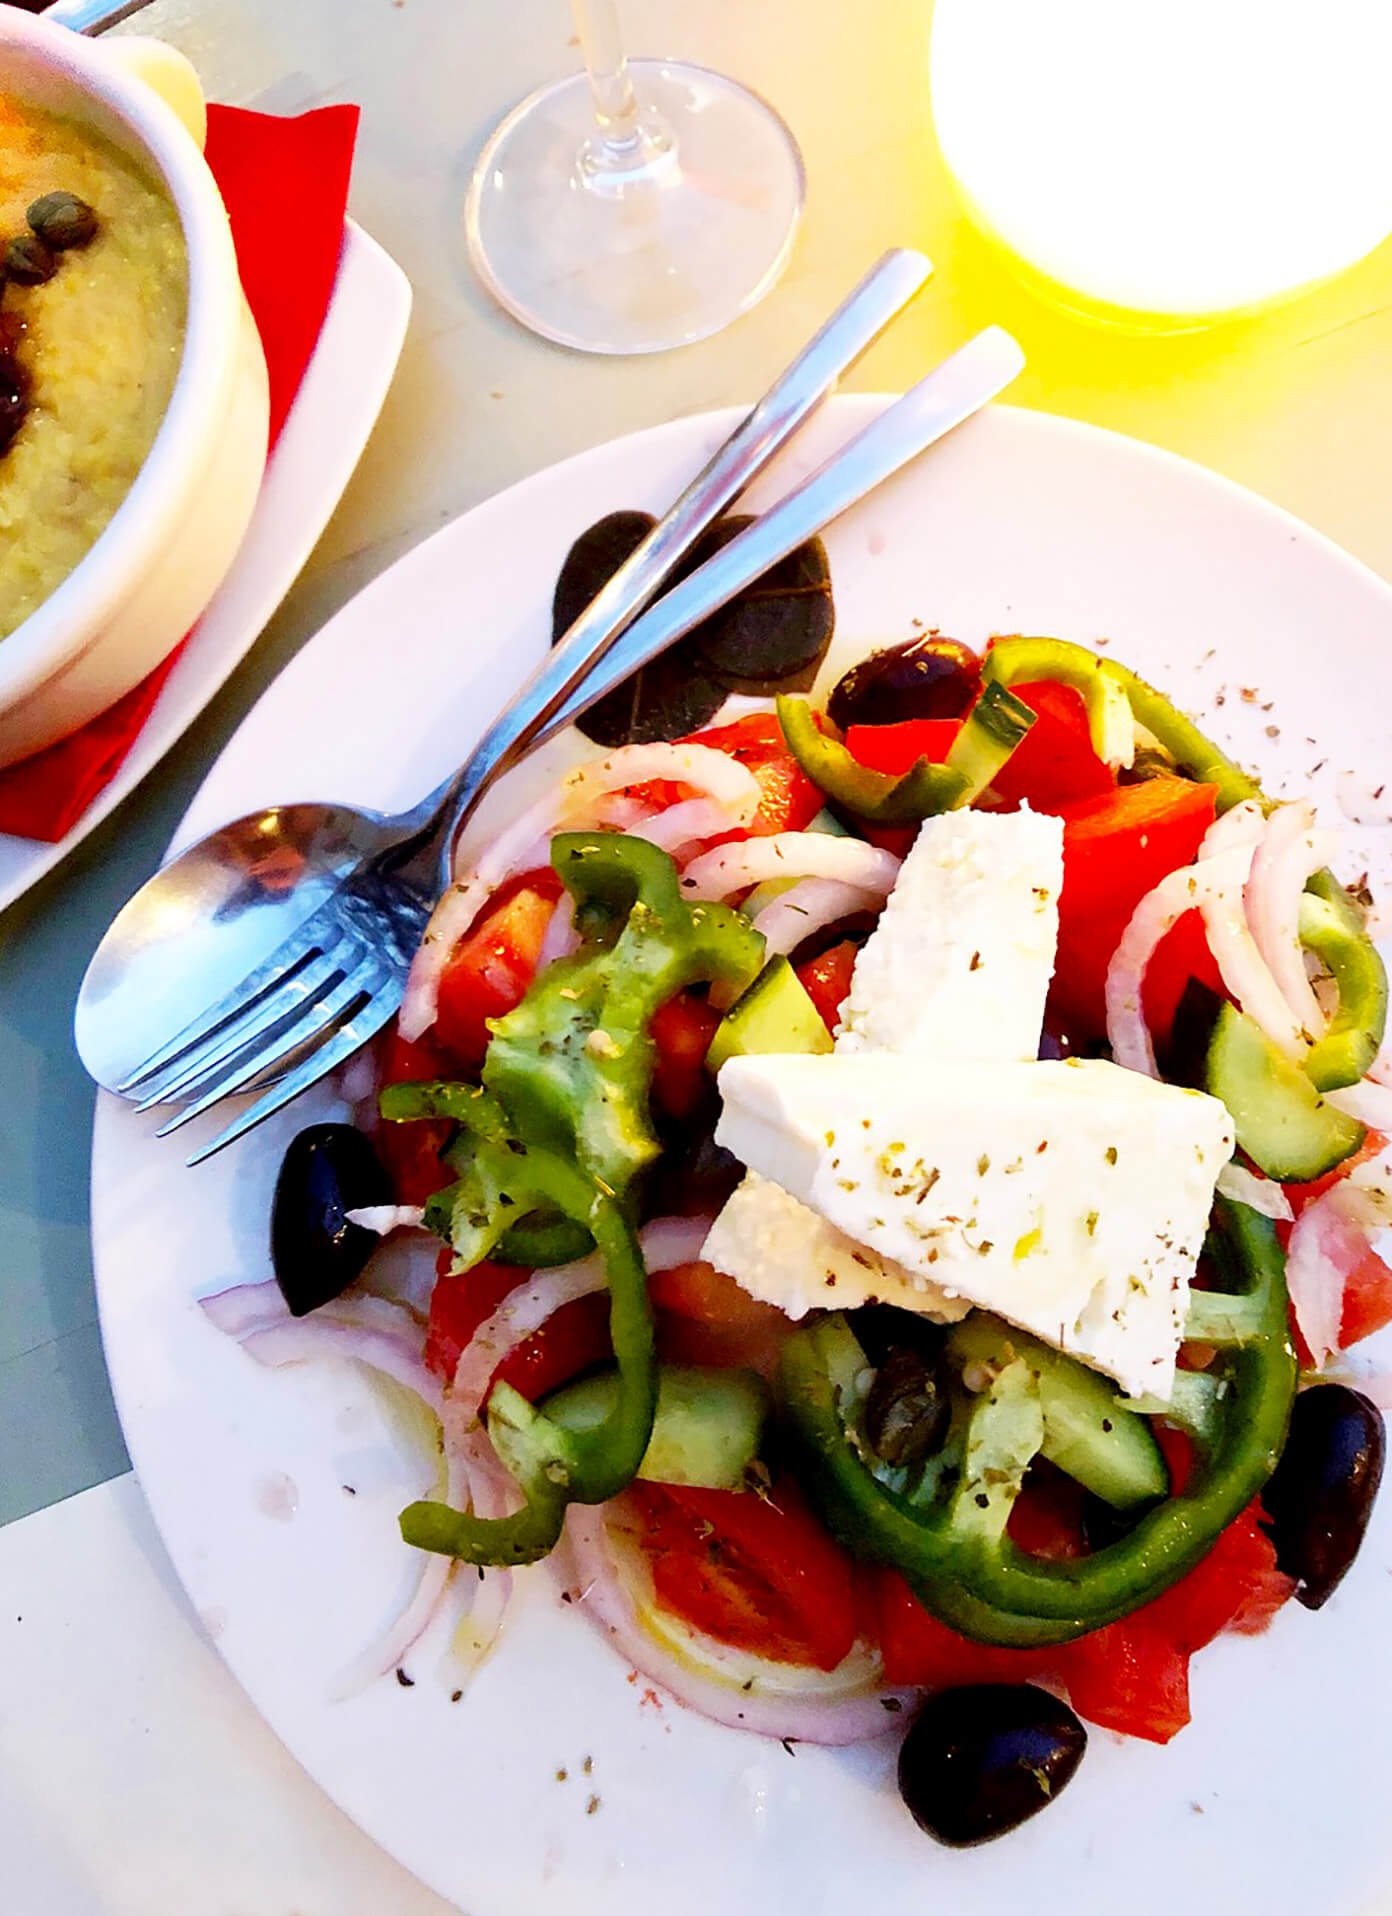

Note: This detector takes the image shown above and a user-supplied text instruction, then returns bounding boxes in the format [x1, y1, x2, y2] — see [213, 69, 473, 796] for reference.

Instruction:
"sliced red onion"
[199, 1279, 421, 1343]
[632, 797, 734, 856]
[450, 1255, 609, 1430]
[346, 1204, 426, 1236]
[560, 1505, 916, 1745]
[1215, 1162, 1294, 1221]
[637, 1214, 717, 1273]
[680, 834, 901, 905]
[1286, 1184, 1369, 1367]
[356, 1230, 444, 1316]
[1104, 849, 1251, 1075]
[536, 887, 579, 970]
[751, 877, 881, 959]
[1245, 802, 1339, 1042]
[1199, 859, 1308, 1062]
[402, 743, 761, 1037]
[1199, 799, 1267, 861]
[237, 1318, 445, 1411]
[1325, 1077, 1392, 1129]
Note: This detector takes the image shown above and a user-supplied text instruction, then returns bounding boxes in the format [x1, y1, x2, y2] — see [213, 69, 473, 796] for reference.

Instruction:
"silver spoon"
[74, 251, 939, 1108]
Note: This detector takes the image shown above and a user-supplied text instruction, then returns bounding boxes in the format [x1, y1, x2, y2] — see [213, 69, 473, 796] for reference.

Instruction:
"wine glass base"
[465, 60, 806, 355]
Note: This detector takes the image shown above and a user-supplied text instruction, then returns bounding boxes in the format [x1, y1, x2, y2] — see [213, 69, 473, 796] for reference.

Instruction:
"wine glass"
[465, 0, 805, 355]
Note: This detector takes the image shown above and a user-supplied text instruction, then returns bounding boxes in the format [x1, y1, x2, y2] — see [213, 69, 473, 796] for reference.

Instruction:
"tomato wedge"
[631, 713, 823, 842]
[433, 871, 562, 1070]
[425, 1252, 612, 1398]
[376, 1026, 457, 1203]
[1049, 779, 1220, 1041]
[648, 1260, 792, 1375]
[628, 1477, 859, 1670]
[795, 939, 859, 1034]
[649, 993, 721, 1119]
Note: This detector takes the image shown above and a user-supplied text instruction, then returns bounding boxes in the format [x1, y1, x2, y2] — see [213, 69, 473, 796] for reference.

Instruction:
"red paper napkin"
[0, 102, 360, 844]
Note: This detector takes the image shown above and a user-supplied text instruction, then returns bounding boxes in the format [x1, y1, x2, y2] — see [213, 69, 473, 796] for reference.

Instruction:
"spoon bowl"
[75, 800, 405, 1096]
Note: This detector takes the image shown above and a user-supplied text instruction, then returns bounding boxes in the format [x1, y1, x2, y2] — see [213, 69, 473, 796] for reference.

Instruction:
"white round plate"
[92, 399, 1392, 1916]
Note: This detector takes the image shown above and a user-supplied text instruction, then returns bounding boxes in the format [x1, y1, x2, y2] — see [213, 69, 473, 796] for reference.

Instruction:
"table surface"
[3, 0, 1392, 1905]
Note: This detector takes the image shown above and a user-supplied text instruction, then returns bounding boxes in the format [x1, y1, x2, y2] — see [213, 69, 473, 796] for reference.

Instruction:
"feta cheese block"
[703, 1172, 970, 1323]
[835, 806, 1063, 1059]
[714, 1053, 1235, 1399]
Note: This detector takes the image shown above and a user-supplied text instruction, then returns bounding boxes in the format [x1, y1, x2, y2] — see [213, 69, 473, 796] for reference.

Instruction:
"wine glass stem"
[569, 0, 645, 159]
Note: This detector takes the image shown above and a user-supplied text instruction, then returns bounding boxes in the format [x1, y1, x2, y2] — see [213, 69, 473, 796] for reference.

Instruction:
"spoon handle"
[418, 248, 933, 884]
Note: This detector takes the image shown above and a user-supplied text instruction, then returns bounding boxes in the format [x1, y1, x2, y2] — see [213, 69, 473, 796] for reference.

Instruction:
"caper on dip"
[0, 99, 187, 641]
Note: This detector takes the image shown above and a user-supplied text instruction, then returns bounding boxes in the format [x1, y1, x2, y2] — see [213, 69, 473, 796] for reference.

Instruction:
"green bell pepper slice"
[1300, 875, 1389, 1092]
[398, 1104, 657, 1567]
[776, 694, 968, 822]
[484, 832, 765, 1206]
[777, 1198, 1297, 1647]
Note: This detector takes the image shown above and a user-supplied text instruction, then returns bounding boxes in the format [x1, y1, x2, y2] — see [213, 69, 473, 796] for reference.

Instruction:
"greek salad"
[204, 513, 1391, 1849]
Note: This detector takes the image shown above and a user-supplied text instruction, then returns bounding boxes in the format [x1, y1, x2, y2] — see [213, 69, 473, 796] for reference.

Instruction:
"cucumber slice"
[542, 1364, 769, 1490]
[947, 1315, 1168, 1508]
[1206, 1003, 1364, 1180]
[706, 955, 833, 1073]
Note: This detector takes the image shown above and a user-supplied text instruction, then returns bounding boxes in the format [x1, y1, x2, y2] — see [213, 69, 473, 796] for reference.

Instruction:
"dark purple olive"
[1261, 1384, 1385, 1609]
[827, 636, 981, 731]
[5, 233, 56, 285]
[271, 1124, 393, 1317]
[644, 1125, 744, 1221]
[898, 1684, 1086, 1847]
[864, 1345, 951, 1467]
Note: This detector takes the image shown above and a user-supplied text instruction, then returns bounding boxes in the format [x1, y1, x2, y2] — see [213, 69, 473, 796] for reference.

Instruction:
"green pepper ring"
[778, 1200, 1297, 1647]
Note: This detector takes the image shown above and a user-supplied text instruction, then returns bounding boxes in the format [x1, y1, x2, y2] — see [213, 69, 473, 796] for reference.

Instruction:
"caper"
[5, 234, 57, 286]
[0, 351, 28, 455]
[27, 190, 98, 252]
[865, 1345, 951, 1467]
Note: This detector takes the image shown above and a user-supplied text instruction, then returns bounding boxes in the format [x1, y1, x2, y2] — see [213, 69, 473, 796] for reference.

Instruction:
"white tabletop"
[5, 0, 1392, 1907]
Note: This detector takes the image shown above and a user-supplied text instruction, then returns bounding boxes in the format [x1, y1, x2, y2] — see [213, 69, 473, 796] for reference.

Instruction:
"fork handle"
[411, 248, 933, 886]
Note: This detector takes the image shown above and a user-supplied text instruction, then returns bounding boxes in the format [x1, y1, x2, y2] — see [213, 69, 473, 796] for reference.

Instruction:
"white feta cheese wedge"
[714, 1053, 1235, 1399]
[703, 1172, 970, 1323]
[835, 807, 1063, 1060]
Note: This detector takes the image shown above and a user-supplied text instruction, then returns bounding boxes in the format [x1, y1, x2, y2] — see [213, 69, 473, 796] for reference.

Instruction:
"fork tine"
[115, 901, 341, 1095]
[133, 943, 356, 1110]
[184, 984, 405, 1167]
[154, 951, 388, 1139]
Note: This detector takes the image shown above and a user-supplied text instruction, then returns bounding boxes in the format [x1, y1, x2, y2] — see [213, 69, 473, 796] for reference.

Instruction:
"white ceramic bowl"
[0, 11, 269, 770]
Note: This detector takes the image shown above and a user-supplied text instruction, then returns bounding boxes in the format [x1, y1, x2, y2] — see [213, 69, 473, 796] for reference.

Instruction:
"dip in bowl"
[0, 11, 269, 770]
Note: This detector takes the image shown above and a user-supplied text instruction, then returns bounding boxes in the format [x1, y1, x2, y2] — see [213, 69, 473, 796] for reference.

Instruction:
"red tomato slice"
[844, 717, 961, 775]
[990, 682, 1116, 809]
[376, 1026, 457, 1204]
[631, 714, 822, 842]
[425, 1252, 612, 1397]
[795, 939, 859, 1034]
[649, 993, 721, 1119]
[1338, 1240, 1392, 1348]
[1141, 909, 1226, 1043]
[1057, 1617, 1193, 1744]
[648, 1260, 792, 1375]
[628, 1478, 858, 1670]
[874, 1570, 1050, 1688]
[433, 872, 562, 1070]
[1049, 780, 1219, 1040]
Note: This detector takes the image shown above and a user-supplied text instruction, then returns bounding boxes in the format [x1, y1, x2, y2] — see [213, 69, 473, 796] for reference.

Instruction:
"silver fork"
[81, 319, 1024, 1163]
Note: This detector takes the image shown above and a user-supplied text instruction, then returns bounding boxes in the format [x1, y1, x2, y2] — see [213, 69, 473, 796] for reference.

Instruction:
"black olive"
[271, 1124, 393, 1317]
[551, 509, 835, 746]
[827, 636, 981, 731]
[644, 1125, 744, 1221]
[898, 1684, 1086, 1847]
[0, 352, 29, 455]
[1158, 976, 1225, 1088]
[864, 1345, 951, 1467]
[1261, 1384, 1385, 1609]
[27, 190, 98, 251]
[5, 233, 57, 285]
